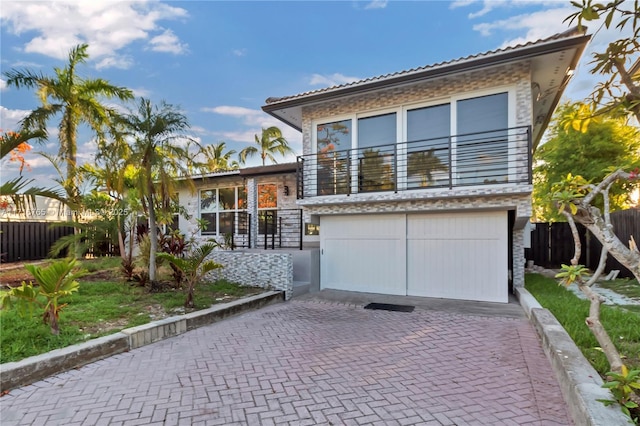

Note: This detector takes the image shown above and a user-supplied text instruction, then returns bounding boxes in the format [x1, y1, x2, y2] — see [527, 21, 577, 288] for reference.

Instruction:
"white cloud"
[148, 29, 189, 54]
[449, 0, 477, 9]
[472, 8, 572, 45]
[456, 1, 638, 103]
[95, 55, 134, 70]
[0, 79, 6, 92]
[202, 106, 261, 119]
[309, 73, 360, 87]
[202, 105, 302, 156]
[232, 48, 247, 57]
[0, 106, 31, 131]
[364, 1, 388, 10]
[130, 87, 152, 98]
[0, 1, 189, 69]
[10, 60, 43, 68]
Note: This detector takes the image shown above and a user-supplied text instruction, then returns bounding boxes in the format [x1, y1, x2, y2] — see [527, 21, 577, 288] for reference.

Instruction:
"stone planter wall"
[206, 251, 293, 300]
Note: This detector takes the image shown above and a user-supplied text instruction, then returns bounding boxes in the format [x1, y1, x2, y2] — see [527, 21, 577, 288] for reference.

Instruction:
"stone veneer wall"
[300, 62, 532, 155]
[303, 191, 531, 289]
[296, 62, 534, 290]
[179, 173, 300, 248]
[205, 251, 293, 300]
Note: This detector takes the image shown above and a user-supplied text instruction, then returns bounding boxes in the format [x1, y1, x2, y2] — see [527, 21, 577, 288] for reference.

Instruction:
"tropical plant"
[157, 242, 223, 308]
[0, 259, 86, 335]
[116, 98, 194, 288]
[4, 44, 133, 220]
[565, 1, 640, 124]
[81, 161, 140, 279]
[533, 102, 640, 221]
[201, 142, 239, 172]
[598, 366, 640, 421]
[159, 229, 190, 286]
[239, 126, 293, 166]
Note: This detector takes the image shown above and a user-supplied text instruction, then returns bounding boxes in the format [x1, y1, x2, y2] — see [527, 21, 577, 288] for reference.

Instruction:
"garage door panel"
[321, 211, 508, 302]
[407, 212, 508, 303]
[408, 238, 506, 302]
[408, 211, 505, 240]
[321, 215, 406, 296]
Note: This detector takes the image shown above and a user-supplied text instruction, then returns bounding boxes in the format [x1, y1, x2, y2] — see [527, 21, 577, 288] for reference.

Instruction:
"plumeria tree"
[0, 130, 63, 214]
[549, 3, 640, 416]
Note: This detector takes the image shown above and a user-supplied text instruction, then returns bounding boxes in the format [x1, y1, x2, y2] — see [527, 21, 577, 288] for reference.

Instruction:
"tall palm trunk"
[145, 165, 158, 286]
[63, 112, 79, 258]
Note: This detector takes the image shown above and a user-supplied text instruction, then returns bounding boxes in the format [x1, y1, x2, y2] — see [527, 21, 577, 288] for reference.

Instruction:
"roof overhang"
[239, 162, 297, 177]
[262, 29, 591, 148]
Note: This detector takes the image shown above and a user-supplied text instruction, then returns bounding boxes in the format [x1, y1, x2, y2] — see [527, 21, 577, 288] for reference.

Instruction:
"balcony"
[296, 126, 531, 199]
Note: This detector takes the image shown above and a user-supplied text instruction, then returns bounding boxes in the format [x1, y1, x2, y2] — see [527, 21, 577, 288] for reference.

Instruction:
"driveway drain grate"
[364, 303, 415, 313]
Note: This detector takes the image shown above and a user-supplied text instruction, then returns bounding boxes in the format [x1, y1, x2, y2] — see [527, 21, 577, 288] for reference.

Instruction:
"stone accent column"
[512, 227, 526, 288]
[246, 177, 258, 248]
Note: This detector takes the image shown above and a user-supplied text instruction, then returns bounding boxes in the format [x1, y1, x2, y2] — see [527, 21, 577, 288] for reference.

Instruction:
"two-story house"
[262, 28, 590, 303]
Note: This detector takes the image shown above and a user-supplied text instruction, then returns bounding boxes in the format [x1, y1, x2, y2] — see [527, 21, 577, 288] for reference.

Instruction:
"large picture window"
[313, 89, 510, 193]
[199, 186, 247, 235]
[406, 104, 450, 188]
[316, 119, 351, 196]
[456, 92, 509, 185]
[357, 113, 396, 192]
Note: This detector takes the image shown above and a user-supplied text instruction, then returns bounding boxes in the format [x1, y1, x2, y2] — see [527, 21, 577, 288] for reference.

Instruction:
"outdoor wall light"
[284, 185, 290, 196]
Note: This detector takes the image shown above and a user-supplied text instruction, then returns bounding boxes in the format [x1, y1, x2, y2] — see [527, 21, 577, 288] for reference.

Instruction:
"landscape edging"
[0, 290, 284, 392]
[515, 287, 629, 426]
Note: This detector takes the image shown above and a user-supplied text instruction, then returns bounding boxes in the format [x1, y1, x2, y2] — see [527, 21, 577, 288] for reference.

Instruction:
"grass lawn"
[0, 258, 265, 363]
[525, 273, 640, 375]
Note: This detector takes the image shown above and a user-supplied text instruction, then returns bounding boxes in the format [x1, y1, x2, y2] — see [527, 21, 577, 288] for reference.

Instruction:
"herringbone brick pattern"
[1, 299, 571, 425]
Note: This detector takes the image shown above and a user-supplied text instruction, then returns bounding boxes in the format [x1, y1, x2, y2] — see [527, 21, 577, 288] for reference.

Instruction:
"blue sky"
[0, 0, 628, 187]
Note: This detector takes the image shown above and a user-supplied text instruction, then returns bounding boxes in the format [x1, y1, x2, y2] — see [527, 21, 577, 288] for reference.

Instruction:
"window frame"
[311, 86, 517, 193]
[257, 182, 278, 235]
[199, 186, 247, 236]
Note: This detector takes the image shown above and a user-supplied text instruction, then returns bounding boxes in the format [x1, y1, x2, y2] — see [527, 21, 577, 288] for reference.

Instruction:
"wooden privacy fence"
[0, 222, 75, 263]
[526, 208, 640, 279]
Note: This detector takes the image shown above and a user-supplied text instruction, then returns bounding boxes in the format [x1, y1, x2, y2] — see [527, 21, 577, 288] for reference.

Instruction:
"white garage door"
[320, 211, 508, 303]
[321, 214, 407, 296]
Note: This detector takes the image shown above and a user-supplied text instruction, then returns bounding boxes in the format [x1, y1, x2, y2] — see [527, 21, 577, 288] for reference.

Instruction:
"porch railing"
[257, 209, 303, 250]
[296, 126, 531, 199]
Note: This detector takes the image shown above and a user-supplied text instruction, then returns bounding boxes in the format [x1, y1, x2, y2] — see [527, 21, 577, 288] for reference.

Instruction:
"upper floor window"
[316, 120, 351, 196]
[456, 92, 509, 185]
[358, 113, 396, 192]
[312, 89, 511, 193]
[406, 104, 451, 188]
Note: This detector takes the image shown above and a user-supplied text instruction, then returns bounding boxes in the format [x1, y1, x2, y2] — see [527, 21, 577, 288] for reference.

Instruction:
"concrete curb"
[0, 291, 284, 392]
[515, 287, 629, 426]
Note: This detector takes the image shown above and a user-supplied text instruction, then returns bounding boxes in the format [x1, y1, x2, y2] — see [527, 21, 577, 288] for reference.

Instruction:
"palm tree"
[239, 126, 293, 166]
[202, 142, 239, 172]
[117, 98, 193, 286]
[4, 43, 133, 218]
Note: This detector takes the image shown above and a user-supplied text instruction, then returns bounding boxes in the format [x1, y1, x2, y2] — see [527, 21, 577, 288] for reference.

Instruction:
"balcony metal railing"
[296, 126, 531, 199]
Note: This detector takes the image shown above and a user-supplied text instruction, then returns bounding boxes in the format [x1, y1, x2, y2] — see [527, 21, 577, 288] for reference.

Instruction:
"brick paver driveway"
[1, 294, 571, 425]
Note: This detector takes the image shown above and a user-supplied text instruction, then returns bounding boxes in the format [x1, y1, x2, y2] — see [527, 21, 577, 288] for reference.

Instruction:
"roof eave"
[532, 34, 592, 149]
[262, 33, 591, 117]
